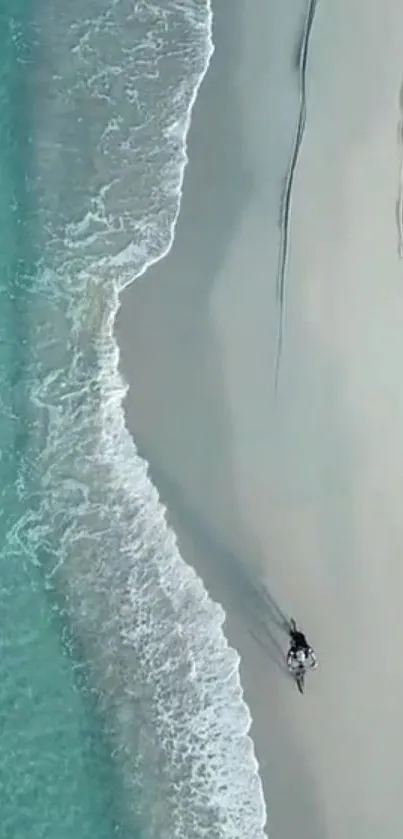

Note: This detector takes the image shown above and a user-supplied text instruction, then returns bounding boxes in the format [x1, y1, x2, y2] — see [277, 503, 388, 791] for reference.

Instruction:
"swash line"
[274, 0, 318, 390]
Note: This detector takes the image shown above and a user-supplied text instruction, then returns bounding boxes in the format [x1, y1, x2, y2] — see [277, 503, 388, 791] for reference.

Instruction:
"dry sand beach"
[118, 0, 403, 836]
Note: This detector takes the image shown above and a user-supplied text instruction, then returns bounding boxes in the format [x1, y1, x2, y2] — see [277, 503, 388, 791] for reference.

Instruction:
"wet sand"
[117, 0, 403, 836]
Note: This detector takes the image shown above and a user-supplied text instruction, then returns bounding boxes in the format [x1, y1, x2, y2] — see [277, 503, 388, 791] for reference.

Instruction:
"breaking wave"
[11, 0, 268, 836]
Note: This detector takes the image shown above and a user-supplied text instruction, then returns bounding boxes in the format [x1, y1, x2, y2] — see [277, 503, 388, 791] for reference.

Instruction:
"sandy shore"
[117, 0, 403, 836]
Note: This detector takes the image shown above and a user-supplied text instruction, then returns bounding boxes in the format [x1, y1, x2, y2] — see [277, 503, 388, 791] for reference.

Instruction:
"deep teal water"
[0, 5, 128, 836]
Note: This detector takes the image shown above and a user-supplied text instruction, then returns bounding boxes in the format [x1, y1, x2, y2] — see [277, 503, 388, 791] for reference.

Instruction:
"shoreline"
[117, 1, 319, 836]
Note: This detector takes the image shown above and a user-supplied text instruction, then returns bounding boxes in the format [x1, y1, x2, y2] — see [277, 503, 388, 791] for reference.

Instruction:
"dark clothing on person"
[289, 629, 310, 655]
[287, 625, 318, 672]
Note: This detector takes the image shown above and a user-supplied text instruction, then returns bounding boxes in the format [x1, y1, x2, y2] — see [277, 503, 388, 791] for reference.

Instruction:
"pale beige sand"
[117, 0, 403, 836]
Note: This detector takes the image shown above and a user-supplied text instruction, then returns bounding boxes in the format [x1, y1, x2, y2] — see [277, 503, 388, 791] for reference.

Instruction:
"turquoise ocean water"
[0, 1, 267, 837]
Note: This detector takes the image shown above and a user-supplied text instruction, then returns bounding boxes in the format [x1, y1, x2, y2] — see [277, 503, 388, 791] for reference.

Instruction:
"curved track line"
[274, 0, 318, 390]
[396, 113, 403, 258]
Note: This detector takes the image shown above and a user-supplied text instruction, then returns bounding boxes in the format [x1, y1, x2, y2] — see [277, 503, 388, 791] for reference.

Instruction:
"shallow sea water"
[0, 1, 267, 836]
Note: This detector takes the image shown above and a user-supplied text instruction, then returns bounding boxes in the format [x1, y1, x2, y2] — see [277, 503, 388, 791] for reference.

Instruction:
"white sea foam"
[19, 0, 269, 835]
[95, 287, 268, 837]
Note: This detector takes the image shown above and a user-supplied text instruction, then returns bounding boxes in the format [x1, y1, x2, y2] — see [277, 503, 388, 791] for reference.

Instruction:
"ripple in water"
[15, 0, 268, 835]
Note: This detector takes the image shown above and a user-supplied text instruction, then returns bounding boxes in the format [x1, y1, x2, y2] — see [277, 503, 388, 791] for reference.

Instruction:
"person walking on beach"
[287, 619, 318, 672]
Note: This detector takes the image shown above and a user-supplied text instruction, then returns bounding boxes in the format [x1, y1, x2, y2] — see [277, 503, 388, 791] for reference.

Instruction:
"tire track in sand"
[395, 82, 403, 258]
[274, 0, 318, 389]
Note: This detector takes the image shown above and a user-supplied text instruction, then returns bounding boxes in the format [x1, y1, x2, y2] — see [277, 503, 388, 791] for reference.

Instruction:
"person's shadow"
[247, 584, 292, 673]
[133, 435, 292, 675]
